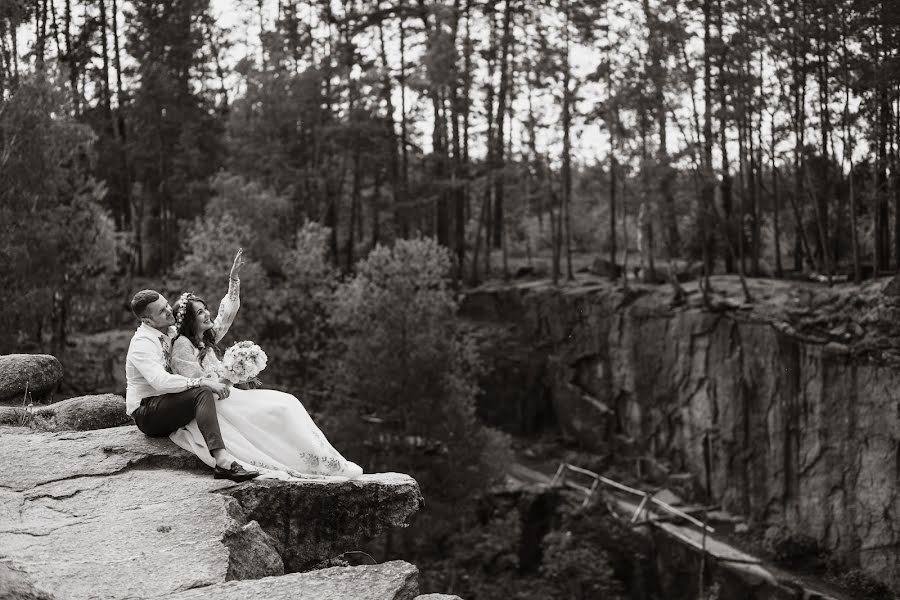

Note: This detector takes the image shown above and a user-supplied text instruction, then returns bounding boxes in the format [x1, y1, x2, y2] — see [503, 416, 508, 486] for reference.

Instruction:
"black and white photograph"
[1, 0, 899, 597]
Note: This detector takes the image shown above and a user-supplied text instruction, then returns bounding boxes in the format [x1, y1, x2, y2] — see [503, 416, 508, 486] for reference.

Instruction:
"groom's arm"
[130, 337, 202, 393]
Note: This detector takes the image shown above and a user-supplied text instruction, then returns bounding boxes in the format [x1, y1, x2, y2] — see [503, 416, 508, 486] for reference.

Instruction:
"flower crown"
[172, 292, 195, 330]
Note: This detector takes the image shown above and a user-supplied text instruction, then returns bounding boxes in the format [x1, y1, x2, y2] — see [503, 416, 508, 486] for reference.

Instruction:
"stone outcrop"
[0, 426, 422, 600]
[0, 354, 62, 402]
[164, 562, 420, 600]
[462, 275, 900, 590]
[227, 474, 424, 572]
[0, 393, 129, 430]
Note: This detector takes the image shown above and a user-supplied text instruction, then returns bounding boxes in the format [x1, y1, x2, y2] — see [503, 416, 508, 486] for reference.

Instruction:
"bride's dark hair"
[174, 295, 219, 366]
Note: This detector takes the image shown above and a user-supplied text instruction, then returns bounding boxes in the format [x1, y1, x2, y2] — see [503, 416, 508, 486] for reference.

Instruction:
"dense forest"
[2, 0, 900, 343]
[1, 0, 899, 597]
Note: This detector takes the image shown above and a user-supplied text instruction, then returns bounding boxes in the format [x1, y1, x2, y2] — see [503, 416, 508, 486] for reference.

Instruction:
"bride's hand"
[230, 248, 245, 280]
[203, 378, 231, 398]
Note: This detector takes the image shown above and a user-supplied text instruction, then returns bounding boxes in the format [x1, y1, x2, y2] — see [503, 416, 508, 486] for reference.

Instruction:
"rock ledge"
[0, 426, 422, 600]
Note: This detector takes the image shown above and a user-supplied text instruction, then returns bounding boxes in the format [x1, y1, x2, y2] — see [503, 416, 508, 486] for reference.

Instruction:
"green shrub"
[328, 238, 511, 550]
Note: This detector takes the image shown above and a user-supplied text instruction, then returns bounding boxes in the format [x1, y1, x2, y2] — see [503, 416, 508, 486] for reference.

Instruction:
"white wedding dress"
[167, 279, 363, 481]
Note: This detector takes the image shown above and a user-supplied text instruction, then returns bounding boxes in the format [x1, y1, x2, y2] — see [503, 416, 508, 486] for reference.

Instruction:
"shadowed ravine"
[464, 274, 900, 593]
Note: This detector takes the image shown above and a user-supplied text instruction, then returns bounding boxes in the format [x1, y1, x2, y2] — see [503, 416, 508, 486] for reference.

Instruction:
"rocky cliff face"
[463, 275, 900, 590]
[0, 425, 424, 599]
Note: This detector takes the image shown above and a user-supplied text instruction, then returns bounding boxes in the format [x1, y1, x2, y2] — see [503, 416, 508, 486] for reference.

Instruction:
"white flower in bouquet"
[222, 341, 268, 384]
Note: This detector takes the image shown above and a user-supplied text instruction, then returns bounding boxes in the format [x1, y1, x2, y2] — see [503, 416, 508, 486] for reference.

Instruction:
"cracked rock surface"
[0, 426, 422, 599]
[163, 561, 420, 600]
[463, 275, 900, 590]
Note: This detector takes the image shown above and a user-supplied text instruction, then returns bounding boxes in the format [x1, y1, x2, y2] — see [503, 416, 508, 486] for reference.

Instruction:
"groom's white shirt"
[125, 323, 193, 415]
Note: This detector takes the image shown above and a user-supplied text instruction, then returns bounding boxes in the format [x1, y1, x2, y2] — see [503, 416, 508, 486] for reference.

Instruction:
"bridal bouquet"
[222, 341, 268, 385]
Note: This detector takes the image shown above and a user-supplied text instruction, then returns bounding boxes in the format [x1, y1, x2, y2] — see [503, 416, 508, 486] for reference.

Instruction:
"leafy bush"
[170, 211, 269, 341]
[205, 172, 294, 273]
[171, 194, 336, 394]
[540, 529, 625, 600]
[328, 238, 511, 551]
[265, 220, 339, 393]
[827, 568, 895, 600]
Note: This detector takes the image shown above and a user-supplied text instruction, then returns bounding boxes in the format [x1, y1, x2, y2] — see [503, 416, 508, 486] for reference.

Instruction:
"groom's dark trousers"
[131, 387, 225, 452]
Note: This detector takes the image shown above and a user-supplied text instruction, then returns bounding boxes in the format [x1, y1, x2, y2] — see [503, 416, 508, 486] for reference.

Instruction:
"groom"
[125, 289, 259, 482]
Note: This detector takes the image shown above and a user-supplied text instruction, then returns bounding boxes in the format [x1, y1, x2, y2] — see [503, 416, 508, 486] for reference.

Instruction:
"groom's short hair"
[131, 290, 161, 318]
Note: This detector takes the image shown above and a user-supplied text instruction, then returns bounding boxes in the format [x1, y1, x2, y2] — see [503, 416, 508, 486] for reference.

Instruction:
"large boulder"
[164, 562, 420, 600]
[0, 426, 422, 600]
[0, 354, 62, 402]
[0, 393, 129, 431]
[38, 393, 130, 430]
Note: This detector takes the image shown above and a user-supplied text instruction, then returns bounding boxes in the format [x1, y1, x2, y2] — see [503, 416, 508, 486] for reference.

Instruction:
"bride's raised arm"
[211, 248, 244, 344]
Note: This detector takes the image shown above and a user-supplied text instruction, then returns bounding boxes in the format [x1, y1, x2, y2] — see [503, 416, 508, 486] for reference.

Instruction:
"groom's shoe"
[214, 461, 260, 483]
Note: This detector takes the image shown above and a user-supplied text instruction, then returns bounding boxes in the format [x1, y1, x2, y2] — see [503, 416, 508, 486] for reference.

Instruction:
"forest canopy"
[1, 0, 899, 343]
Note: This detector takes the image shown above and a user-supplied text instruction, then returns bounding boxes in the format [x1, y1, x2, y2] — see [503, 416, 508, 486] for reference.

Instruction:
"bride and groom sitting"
[124, 249, 363, 483]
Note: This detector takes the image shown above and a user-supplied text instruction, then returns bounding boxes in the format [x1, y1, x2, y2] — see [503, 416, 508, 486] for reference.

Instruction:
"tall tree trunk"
[49, 0, 62, 59]
[840, 0, 862, 284]
[416, 7, 450, 246]
[791, 0, 812, 272]
[112, 0, 125, 114]
[491, 0, 514, 250]
[64, 0, 77, 113]
[877, 85, 890, 272]
[699, 0, 714, 298]
[609, 114, 618, 273]
[10, 16, 18, 89]
[561, 0, 573, 280]
[377, 12, 400, 240]
[749, 111, 760, 276]
[737, 109, 747, 276]
[205, 17, 231, 114]
[642, 0, 679, 259]
[470, 184, 489, 285]
[398, 15, 409, 238]
[450, 0, 466, 279]
[372, 171, 382, 246]
[526, 56, 542, 237]
[99, 0, 112, 117]
[462, 0, 473, 220]
[35, 0, 46, 71]
[481, 5, 499, 278]
[893, 104, 900, 272]
[716, 0, 732, 273]
[638, 102, 656, 282]
[0, 19, 6, 98]
[110, 0, 134, 251]
[771, 121, 783, 278]
[346, 140, 361, 271]
[550, 184, 561, 285]
[817, 23, 833, 278]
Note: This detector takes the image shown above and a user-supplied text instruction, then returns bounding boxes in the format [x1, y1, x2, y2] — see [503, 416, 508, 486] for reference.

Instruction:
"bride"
[167, 248, 363, 480]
